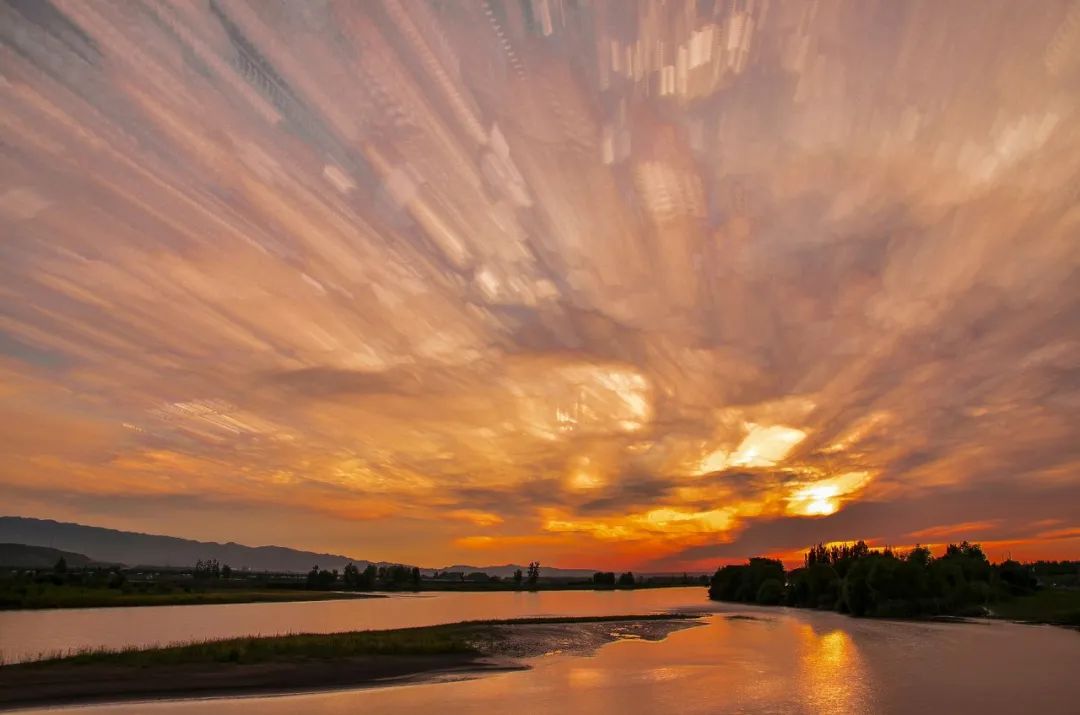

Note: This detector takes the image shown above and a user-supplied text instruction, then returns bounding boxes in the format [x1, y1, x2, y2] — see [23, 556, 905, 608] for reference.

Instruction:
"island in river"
[0, 615, 701, 711]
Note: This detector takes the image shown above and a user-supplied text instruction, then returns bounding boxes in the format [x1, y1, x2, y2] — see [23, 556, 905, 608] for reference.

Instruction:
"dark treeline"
[591, 571, 639, 587]
[312, 562, 421, 590]
[193, 559, 231, 580]
[709, 540, 1078, 621]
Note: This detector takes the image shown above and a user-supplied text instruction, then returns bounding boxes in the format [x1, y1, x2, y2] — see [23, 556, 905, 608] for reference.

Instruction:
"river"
[4, 588, 1078, 714]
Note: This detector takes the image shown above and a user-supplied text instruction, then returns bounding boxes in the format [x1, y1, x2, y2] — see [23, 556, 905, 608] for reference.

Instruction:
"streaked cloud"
[0, 0, 1076, 567]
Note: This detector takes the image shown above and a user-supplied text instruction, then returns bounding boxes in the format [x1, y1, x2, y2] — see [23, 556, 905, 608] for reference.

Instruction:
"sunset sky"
[1, 0, 1077, 570]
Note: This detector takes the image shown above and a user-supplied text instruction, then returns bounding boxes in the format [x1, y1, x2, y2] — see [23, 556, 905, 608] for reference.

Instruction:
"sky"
[1, 0, 1078, 570]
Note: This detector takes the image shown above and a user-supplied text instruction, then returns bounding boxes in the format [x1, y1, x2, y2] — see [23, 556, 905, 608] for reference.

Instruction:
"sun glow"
[786, 471, 872, 517]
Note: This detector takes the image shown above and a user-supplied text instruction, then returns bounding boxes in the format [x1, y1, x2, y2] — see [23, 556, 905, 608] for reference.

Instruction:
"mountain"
[0, 517, 377, 572]
[0, 543, 96, 569]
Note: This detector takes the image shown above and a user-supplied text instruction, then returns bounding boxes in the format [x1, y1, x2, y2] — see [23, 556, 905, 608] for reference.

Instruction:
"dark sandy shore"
[0, 616, 702, 711]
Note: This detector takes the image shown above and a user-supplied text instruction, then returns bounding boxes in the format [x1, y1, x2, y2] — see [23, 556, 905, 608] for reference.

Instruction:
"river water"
[0, 588, 707, 663]
[4, 588, 1078, 714]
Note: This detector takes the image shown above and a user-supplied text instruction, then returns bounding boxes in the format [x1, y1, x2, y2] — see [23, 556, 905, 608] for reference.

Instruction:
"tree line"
[193, 559, 232, 580]
[592, 571, 637, 587]
[709, 540, 1047, 618]
[307, 563, 422, 590]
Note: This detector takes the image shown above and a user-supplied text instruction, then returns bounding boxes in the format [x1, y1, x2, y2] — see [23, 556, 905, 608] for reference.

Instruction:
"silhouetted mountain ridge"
[0, 517, 383, 572]
[0, 543, 100, 569]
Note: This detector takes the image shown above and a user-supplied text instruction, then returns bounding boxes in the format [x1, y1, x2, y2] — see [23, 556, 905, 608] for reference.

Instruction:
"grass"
[991, 589, 1080, 626]
[0, 585, 379, 610]
[14, 614, 698, 668]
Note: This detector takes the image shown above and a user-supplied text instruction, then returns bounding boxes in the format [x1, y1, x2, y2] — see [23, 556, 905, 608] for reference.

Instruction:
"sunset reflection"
[798, 625, 869, 713]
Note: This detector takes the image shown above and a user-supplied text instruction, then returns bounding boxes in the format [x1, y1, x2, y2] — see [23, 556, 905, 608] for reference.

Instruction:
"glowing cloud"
[787, 472, 874, 518]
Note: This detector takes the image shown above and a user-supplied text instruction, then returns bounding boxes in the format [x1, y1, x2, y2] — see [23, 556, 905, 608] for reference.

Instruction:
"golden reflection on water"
[798, 625, 870, 714]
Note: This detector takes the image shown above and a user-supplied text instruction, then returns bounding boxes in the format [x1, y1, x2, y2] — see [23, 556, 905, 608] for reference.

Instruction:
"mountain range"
[0, 517, 608, 576]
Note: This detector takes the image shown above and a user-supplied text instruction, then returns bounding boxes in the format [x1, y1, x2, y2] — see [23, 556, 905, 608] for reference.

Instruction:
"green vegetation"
[709, 540, 1080, 625]
[19, 614, 697, 668]
[1, 547, 707, 611]
[989, 588, 1080, 626]
[0, 566, 704, 609]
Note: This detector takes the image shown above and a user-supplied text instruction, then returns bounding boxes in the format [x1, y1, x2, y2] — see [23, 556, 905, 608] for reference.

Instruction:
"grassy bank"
[990, 589, 1080, 627]
[0, 585, 382, 610]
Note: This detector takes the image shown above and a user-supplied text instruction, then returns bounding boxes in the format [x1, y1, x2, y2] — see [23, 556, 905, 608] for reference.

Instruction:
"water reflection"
[798, 625, 869, 714]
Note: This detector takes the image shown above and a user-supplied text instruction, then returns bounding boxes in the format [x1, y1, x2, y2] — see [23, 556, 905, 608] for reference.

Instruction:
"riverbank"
[0, 614, 701, 710]
[0, 586, 385, 610]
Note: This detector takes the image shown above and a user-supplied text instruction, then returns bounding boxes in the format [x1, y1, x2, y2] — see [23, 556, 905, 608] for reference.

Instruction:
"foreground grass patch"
[19, 614, 697, 668]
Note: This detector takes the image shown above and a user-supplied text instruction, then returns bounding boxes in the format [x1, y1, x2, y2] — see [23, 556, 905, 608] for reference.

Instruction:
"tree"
[709, 564, 746, 601]
[53, 557, 67, 575]
[411, 567, 421, 589]
[593, 571, 616, 587]
[513, 569, 523, 587]
[195, 559, 222, 580]
[221, 564, 232, 579]
[786, 563, 840, 609]
[756, 578, 784, 605]
[343, 562, 360, 589]
[907, 544, 932, 568]
[997, 560, 1036, 596]
[617, 571, 636, 587]
[384, 564, 411, 586]
[841, 559, 874, 616]
[710, 558, 784, 603]
[526, 561, 540, 589]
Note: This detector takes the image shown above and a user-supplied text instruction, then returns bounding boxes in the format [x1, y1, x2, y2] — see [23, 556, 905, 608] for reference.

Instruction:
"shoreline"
[0, 615, 702, 711]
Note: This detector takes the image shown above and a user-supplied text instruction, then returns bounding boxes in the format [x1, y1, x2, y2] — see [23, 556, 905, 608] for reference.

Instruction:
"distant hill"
[0, 543, 96, 569]
[0, 517, 380, 572]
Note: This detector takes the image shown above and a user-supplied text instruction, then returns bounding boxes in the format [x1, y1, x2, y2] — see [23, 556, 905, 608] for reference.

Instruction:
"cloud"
[0, 1, 1076, 567]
